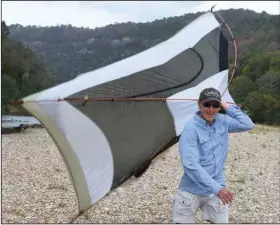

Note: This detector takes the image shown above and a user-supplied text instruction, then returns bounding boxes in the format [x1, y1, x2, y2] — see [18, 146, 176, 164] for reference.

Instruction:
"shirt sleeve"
[179, 126, 223, 194]
[224, 105, 255, 133]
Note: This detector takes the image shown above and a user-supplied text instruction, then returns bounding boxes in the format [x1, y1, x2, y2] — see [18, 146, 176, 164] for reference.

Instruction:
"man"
[172, 87, 255, 224]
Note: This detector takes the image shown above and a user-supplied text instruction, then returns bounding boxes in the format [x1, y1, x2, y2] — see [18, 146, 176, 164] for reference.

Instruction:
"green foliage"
[231, 52, 280, 125]
[244, 91, 265, 122]
[1, 21, 10, 38]
[8, 9, 279, 84]
[230, 76, 257, 104]
[263, 109, 280, 125]
[256, 72, 280, 95]
[268, 51, 280, 72]
[1, 21, 56, 113]
[1, 74, 18, 112]
[263, 94, 280, 125]
[234, 51, 280, 125]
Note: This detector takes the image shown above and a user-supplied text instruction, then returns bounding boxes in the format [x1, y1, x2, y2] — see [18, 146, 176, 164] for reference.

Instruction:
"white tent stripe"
[166, 69, 235, 135]
[23, 12, 220, 102]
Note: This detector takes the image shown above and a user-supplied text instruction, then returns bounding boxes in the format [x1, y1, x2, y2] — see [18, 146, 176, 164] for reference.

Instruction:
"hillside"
[3, 9, 280, 125]
[1, 21, 56, 114]
[8, 9, 279, 83]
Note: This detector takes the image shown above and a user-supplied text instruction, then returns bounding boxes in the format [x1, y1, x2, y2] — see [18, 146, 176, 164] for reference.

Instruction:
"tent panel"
[68, 100, 177, 189]
[69, 48, 202, 99]
[67, 26, 225, 100]
[166, 69, 232, 135]
[26, 12, 220, 101]
[22, 100, 114, 212]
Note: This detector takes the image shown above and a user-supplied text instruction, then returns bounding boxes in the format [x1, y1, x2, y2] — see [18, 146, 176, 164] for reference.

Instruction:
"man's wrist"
[213, 183, 223, 195]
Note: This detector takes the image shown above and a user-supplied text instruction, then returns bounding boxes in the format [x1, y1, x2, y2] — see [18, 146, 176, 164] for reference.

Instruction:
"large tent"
[20, 11, 236, 213]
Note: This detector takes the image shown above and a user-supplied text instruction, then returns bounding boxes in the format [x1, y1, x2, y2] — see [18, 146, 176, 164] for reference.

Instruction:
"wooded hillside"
[1, 21, 56, 114]
[8, 9, 279, 82]
[3, 9, 280, 124]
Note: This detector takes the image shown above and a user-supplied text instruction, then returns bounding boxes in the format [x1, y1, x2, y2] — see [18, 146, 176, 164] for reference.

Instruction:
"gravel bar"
[1, 125, 280, 223]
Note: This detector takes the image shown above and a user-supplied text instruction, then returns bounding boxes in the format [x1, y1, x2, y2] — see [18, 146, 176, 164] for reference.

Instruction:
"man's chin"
[205, 116, 215, 123]
[199, 112, 216, 123]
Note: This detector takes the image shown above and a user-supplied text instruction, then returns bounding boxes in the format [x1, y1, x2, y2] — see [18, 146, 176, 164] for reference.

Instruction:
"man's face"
[198, 100, 221, 123]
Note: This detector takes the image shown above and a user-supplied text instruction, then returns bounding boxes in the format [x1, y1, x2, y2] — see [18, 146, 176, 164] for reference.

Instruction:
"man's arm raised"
[220, 102, 255, 133]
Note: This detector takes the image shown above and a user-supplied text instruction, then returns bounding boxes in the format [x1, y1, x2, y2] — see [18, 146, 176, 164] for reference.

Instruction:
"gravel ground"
[1, 125, 280, 223]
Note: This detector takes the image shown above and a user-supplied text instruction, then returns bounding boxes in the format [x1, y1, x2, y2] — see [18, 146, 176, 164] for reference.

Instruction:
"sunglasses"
[202, 101, 220, 108]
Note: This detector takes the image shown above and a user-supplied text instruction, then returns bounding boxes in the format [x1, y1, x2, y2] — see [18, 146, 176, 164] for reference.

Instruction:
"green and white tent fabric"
[21, 11, 235, 213]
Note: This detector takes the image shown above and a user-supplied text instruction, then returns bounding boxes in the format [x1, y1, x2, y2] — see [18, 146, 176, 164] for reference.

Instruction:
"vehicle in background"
[1, 115, 42, 134]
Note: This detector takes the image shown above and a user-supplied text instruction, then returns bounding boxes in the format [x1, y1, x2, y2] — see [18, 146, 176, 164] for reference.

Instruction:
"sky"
[2, 1, 279, 29]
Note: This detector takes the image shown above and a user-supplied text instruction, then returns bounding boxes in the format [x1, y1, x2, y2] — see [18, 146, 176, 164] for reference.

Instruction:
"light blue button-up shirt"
[179, 105, 255, 195]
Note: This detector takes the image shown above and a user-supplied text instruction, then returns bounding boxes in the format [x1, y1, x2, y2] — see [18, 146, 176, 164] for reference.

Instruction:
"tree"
[1, 24, 56, 114]
[1, 21, 10, 38]
[1, 75, 18, 112]
[262, 94, 280, 125]
[244, 91, 265, 122]
[256, 72, 280, 95]
[7, 9, 279, 84]
[229, 76, 257, 104]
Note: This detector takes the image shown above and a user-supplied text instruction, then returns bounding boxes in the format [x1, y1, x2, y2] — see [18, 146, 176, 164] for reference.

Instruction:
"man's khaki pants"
[172, 189, 228, 223]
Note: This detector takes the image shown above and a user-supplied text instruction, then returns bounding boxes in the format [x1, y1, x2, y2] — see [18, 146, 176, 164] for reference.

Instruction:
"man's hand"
[217, 187, 234, 205]
[220, 101, 232, 110]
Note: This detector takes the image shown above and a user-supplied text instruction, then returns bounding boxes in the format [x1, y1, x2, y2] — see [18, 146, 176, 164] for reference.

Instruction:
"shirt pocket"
[215, 126, 226, 145]
[198, 136, 212, 157]
[213, 126, 227, 154]
[216, 126, 226, 137]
